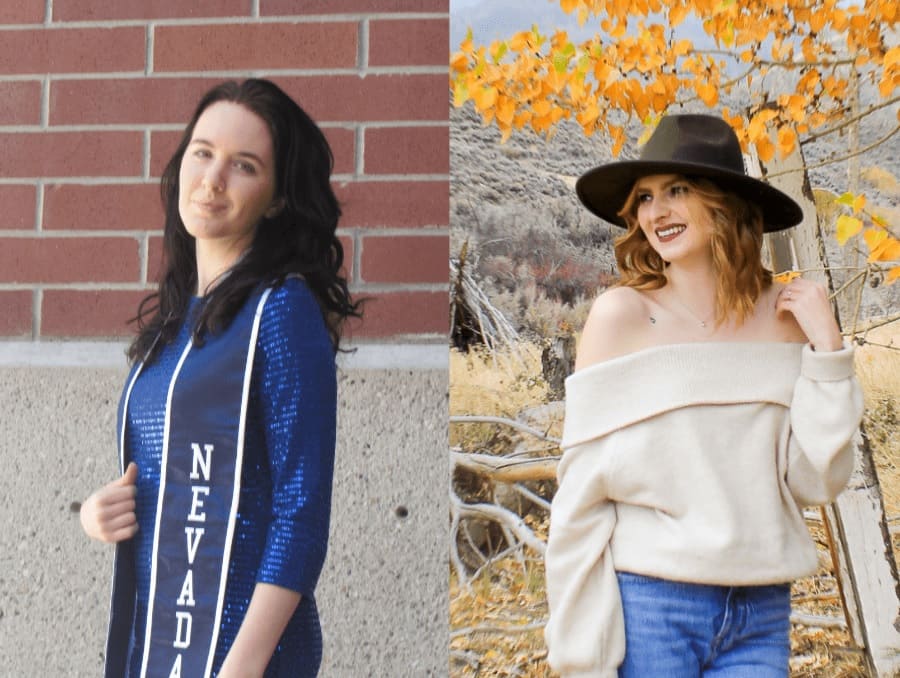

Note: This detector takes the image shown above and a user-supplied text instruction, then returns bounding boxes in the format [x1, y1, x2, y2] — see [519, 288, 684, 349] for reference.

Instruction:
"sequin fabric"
[124, 279, 336, 677]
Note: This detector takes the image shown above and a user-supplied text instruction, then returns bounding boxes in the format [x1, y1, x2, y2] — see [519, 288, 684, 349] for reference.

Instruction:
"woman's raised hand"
[80, 462, 140, 543]
[776, 279, 844, 352]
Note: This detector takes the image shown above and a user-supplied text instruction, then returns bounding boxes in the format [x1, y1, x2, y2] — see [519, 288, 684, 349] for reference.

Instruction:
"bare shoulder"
[768, 281, 809, 343]
[575, 286, 651, 370]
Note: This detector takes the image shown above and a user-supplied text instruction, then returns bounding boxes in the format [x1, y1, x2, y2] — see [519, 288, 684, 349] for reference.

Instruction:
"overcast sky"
[450, 0, 596, 48]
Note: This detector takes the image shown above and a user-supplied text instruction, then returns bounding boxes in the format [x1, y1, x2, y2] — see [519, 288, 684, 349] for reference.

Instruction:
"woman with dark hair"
[80, 79, 358, 678]
[544, 114, 863, 677]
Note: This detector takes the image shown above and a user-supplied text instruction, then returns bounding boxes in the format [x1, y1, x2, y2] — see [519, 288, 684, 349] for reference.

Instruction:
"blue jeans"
[616, 571, 791, 678]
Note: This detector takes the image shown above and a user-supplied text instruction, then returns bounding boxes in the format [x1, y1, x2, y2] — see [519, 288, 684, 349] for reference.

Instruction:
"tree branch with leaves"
[450, 0, 900, 283]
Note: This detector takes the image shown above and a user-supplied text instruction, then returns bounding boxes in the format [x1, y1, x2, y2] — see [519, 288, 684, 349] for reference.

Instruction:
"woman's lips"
[655, 224, 686, 242]
[192, 199, 227, 215]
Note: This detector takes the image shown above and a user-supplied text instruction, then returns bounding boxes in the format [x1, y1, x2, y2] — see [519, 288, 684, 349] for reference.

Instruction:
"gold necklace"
[667, 290, 713, 328]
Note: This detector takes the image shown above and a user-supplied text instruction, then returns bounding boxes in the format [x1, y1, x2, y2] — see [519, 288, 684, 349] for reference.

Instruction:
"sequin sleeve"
[254, 277, 336, 596]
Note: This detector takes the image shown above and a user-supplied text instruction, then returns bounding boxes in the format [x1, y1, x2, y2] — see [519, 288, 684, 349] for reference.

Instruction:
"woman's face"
[178, 101, 278, 252]
[634, 173, 714, 263]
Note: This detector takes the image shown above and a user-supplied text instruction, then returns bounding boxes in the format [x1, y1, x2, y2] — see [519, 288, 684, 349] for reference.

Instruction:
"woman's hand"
[218, 583, 302, 678]
[776, 279, 844, 352]
[79, 462, 139, 543]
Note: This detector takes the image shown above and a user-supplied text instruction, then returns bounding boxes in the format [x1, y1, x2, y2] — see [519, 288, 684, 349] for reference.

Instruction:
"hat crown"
[574, 113, 804, 231]
[640, 114, 745, 176]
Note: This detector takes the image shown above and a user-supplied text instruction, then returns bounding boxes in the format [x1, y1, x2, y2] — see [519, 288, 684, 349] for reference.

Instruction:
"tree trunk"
[750, 138, 900, 677]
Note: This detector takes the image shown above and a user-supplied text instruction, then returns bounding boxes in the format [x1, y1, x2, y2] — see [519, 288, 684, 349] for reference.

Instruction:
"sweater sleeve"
[254, 279, 337, 596]
[545, 438, 624, 678]
[786, 342, 864, 507]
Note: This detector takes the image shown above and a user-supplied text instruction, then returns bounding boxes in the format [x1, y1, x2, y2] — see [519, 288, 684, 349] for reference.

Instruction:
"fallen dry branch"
[451, 494, 546, 556]
[450, 621, 547, 640]
[512, 482, 552, 511]
[451, 251, 520, 354]
[450, 411, 558, 588]
[451, 448, 559, 483]
[449, 487, 471, 588]
[470, 544, 527, 581]
[792, 590, 841, 604]
[790, 612, 848, 630]
[851, 313, 900, 336]
[450, 414, 562, 444]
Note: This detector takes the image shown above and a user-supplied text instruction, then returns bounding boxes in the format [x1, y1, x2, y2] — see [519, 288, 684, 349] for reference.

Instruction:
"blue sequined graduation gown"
[105, 279, 336, 678]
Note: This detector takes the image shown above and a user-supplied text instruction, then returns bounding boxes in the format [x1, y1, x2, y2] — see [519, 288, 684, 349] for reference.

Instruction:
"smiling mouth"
[193, 200, 227, 214]
[656, 225, 686, 241]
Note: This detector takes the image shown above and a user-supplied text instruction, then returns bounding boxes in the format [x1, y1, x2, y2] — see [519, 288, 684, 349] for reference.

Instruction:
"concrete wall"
[0, 350, 446, 677]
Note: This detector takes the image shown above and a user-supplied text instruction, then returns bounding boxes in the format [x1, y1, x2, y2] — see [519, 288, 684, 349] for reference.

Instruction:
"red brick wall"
[0, 1, 448, 340]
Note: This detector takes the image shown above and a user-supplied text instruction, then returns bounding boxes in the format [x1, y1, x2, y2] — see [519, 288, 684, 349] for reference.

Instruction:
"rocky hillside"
[451, 92, 900, 329]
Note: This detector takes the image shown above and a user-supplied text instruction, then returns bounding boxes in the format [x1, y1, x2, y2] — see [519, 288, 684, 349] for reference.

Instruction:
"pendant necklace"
[668, 291, 713, 328]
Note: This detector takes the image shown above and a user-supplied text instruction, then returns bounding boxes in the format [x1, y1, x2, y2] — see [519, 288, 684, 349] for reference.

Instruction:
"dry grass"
[450, 322, 900, 678]
[854, 319, 900, 593]
[450, 343, 550, 451]
[855, 320, 899, 516]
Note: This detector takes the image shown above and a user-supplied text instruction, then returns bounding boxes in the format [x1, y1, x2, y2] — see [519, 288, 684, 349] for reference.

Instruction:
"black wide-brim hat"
[575, 114, 804, 232]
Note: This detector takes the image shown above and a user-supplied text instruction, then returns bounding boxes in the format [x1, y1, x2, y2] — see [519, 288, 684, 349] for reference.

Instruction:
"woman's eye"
[192, 148, 212, 159]
[637, 193, 652, 204]
[670, 184, 688, 196]
[234, 160, 256, 174]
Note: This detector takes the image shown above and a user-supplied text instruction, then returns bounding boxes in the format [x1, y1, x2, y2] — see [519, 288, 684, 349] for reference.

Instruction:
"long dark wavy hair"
[128, 79, 360, 364]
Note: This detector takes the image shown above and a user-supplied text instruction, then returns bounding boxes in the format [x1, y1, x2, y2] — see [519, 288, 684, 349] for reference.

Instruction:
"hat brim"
[576, 160, 804, 233]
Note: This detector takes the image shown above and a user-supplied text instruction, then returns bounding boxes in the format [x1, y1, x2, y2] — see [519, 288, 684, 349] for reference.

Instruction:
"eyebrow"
[189, 138, 268, 169]
[634, 176, 683, 192]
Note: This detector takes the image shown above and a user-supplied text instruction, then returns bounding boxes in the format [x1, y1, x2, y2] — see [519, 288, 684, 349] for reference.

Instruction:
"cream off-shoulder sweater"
[544, 341, 864, 678]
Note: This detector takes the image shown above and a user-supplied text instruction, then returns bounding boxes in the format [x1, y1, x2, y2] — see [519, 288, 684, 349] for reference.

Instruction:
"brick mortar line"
[40, 76, 50, 127]
[0, 124, 186, 132]
[358, 120, 449, 129]
[358, 230, 449, 238]
[0, 121, 448, 133]
[0, 13, 447, 30]
[351, 230, 362, 286]
[0, 66, 448, 80]
[0, 173, 448, 183]
[349, 283, 447, 293]
[34, 182, 45, 231]
[0, 125, 172, 132]
[0, 231, 156, 238]
[0, 282, 446, 292]
[33, 288, 41, 339]
[334, 173, 451, 181]
[138, 233, 149, 284]
[345, 226, 449, 233]
[359, 18, 369, 70]
[142, 129, 152, 179]
[355, 124, 365, 176]
[0, 178, 155, 186]
[0, 228, 446, 238]
[173, 66, 450, 76]
[145, 24, 154, 76]
[0, 283, 156, 291]
[0, 75, 46, 82]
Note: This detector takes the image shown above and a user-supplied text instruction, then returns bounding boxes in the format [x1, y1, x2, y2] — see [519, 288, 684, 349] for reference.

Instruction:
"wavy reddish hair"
[614, 176, 772, 326]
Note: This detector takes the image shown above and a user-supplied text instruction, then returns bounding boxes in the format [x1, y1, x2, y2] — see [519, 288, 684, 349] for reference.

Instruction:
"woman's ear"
[265, 197, 285, 218]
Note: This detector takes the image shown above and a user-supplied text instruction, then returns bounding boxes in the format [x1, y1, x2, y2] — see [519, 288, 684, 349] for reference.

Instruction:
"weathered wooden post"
[749, 138, 900, 677]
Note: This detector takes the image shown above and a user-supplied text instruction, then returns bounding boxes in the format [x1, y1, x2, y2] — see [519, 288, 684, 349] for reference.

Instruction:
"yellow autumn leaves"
[450, 0, 899, 283]
[451, 0, 896, 158]
[833, 193, 900, 284]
